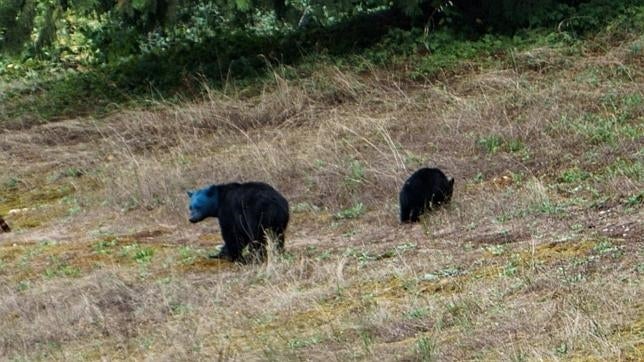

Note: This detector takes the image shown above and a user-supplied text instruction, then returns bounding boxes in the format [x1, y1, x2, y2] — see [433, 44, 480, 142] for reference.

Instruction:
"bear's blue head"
[187, 185, 219, 223]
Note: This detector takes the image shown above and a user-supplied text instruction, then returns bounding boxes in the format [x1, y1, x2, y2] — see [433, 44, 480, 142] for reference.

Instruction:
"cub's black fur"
[399, 168, 454, 223]
[0, 216, 10, 232]
[188, 182, 289, 262]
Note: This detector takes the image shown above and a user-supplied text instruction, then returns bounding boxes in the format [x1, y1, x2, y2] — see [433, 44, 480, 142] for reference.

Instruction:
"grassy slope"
[1, 18, 643, 361]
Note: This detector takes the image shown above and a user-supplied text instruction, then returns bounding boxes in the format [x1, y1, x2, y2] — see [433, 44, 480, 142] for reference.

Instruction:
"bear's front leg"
[217, 228, 244, 261]
[209, 242, 243, 262]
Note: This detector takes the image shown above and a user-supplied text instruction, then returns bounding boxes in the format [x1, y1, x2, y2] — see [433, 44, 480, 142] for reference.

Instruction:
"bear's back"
[219, 182, 288, 212]
[404, 168, 448, 191]
[413, 168, 447, 183]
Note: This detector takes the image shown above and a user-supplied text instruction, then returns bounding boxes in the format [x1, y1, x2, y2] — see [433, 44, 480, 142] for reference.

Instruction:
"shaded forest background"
[0, 0, 640, 123]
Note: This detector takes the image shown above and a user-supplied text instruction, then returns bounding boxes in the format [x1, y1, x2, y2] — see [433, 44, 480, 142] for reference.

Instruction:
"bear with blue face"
[187, 181, 289, 262]
[399, 167, 454, 223]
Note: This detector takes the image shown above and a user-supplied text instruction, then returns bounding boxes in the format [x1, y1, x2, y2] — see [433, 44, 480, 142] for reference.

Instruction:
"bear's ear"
[187, 191, 193, 197]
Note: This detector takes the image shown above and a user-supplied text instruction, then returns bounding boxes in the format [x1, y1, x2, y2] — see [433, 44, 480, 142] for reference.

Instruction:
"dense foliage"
[0, 0, 640, 123]
[4, 0, 633, 58]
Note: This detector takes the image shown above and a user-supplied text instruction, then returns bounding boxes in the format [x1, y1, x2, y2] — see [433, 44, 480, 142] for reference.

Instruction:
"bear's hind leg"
[400, 205, 412, 223]
[224, 242, 244, 262]
[409, 207, 422, 222]
[214, 228, 244, 262]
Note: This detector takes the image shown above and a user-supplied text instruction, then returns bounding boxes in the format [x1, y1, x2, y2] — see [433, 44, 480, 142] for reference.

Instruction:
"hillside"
[1, 13, 643, 361]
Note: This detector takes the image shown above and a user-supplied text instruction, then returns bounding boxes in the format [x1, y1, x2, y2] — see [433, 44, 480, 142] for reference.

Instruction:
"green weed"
[344, 159, 365, 189]
[555, 342, 568, 356]
[169, 302, 190, 316]
[486, 244, 506, 256]
[2, 176, 21, 190]
[415, 335, 436, 361]
[503, 257, 520, 277]
[604, 159, 643, 181]
[530, 199, 565, 215]
[405, 307, 429, 320]
[178, 246, 197, 265]
[287, 336, 321, 350]
[334, 202, 365, 220]
[558, 111, 643, 146]
[134, 248, 155, 263]
[506, 139, 526, 153]
[477, 135, 504, 154]
[315, 250, 332, 261]
[559, 167, 590, 183]
[44, 257, 81, 278]
[359, 329, 374, 355]
[61, 167, 84, 178]
[16, 280, 30, 291]
[93, 237, 118, 254]
[624, 192, 643, 207]
[593, 239, 623, 258]
[477, 135, 527, 156]
[120, 243, 155, 263]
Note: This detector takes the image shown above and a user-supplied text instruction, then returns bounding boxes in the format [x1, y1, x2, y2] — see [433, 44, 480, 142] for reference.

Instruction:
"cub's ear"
[187, 191, 194, 197]
[448, 177, 455, 187]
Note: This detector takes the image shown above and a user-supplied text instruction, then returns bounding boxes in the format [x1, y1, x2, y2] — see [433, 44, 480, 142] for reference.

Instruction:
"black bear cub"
[187, 182, 289, 262]
[399, 168, 454, 223]
[0, 216, 10, 232]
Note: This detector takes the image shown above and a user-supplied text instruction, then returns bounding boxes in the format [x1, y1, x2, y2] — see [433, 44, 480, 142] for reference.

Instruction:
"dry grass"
[0, 28, 643, 361]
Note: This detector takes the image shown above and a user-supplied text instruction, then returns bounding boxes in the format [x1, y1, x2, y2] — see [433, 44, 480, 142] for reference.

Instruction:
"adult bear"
[399, 168, 454, 223]
[187, 182, 289, 262]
